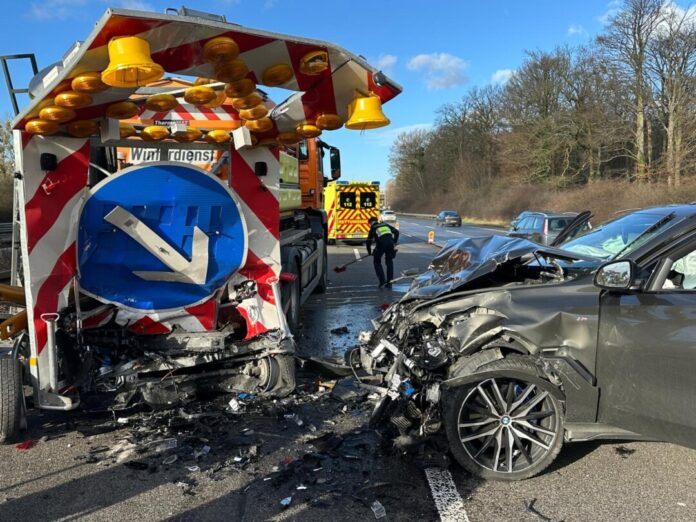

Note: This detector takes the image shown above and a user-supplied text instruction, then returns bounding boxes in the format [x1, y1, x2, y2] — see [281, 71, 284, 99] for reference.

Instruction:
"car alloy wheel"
[445, 358, 564, 480]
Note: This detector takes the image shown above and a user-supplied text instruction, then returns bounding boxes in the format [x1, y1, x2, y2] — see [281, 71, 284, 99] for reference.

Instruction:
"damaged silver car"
[359, 205, 696, 480]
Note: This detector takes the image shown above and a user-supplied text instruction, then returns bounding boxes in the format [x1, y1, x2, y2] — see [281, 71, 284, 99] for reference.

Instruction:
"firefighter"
[366, 217, 399, 288]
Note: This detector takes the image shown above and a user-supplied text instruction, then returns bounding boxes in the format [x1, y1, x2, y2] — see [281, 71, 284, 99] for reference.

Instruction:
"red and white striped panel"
[17, 135, 91, 386]
[138, 100, 241, 124]
[231, 146, 286, 339]
[14, 11, 401, 135]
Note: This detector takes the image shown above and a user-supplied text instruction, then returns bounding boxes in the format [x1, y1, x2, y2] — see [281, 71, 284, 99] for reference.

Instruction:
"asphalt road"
[1, 218, 696, 521]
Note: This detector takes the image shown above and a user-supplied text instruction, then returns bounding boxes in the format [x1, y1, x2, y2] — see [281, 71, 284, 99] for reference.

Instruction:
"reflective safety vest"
[375, 224, 393, 237]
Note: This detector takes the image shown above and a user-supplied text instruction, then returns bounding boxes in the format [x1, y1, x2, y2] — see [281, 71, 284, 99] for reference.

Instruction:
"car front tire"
[444, 356, 564, 481]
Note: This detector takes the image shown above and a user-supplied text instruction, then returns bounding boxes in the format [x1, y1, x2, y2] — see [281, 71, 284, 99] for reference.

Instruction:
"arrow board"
[77, 163, 248, 312]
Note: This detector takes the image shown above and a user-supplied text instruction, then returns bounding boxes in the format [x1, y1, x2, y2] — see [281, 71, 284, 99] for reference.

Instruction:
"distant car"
[509, 211, 591, 245]
[381, 210, 397, 223]
[436, 210, 462, 227]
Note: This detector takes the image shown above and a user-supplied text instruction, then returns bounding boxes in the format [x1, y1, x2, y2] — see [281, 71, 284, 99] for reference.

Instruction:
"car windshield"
[383, 210, 394, 215]
[444, 211, 459, 217]
[560, 211, 677, 260]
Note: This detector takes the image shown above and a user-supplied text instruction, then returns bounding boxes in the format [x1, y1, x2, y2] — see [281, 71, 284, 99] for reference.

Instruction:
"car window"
[531, 217, 543, 231]
[663, 249, 696, 290]
[548, 218, 569, 231]
[517, 217, 532, 229]
[561, 211, 677, 260]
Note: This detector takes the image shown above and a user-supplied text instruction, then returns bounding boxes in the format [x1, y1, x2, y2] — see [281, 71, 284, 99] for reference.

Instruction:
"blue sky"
[0, 0, 629, 183]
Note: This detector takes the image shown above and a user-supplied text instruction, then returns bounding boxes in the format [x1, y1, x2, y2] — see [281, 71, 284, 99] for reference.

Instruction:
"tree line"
[388, 0, 696, 215]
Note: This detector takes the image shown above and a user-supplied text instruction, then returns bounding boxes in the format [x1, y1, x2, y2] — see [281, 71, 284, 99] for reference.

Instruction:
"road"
[1, 218, 695, 521]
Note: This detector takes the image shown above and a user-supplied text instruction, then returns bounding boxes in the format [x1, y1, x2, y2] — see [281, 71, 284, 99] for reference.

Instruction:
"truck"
[324, 180, 381, 243]
[0, 5, 401, 442]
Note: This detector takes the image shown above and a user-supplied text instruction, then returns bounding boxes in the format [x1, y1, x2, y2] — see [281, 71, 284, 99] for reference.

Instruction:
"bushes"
[396, 178, 696, 225]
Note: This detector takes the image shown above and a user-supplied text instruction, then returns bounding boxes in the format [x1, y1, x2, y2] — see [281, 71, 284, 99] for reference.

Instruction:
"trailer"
[0, 5, 400, 441]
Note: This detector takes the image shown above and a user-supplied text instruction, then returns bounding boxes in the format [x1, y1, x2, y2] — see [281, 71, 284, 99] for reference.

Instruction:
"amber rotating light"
[71, 72, 109, 93]
[101, 36, 164, 88]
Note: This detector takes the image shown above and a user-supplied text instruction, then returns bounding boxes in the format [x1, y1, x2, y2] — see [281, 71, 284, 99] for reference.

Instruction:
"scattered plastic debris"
[371, 500, 387, 519]
[150, 438, 177, 453]
[116, 417, 129, 424]
[188, 466, 200, 472]
[280, 496, 293, 508]
[15, 439, 34, 451]
[229, 398, 241, 412]
[163, 454, 178, 465]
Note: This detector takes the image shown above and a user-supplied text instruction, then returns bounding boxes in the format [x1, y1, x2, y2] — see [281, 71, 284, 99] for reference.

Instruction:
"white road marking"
[353, 248, 361, 261]
[424, 468, 470, 522]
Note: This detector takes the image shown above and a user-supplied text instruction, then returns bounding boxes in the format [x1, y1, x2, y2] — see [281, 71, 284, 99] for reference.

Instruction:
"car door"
[595, 236, 696, 447]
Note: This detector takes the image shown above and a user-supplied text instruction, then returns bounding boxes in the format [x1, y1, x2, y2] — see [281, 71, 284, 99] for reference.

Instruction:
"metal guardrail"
[395, 212, 436, 219]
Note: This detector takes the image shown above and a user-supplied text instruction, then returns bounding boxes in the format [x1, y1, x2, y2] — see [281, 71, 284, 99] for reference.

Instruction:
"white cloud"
[407, 53, 468, 90]
[29, 0, 88, 20]
[567, 24, 588, 37]
[374, 54, 398, 72]
[491, 68, 514, 85]
[367, 123, 433, 147]
[598, 0, 622, 25]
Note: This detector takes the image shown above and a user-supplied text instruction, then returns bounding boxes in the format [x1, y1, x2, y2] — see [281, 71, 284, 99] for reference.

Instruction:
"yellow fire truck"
[324, 181, 380, 243]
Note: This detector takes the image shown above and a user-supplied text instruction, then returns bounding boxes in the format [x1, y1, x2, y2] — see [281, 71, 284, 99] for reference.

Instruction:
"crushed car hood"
[405, 234, 601, 300]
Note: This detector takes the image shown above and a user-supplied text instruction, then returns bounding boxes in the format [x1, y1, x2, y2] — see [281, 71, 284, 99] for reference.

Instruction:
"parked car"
[362, 204, 696, 480]
[381, 210, 397, 223]
[509, 211, 591, 245]
[436, 210, 462, 227]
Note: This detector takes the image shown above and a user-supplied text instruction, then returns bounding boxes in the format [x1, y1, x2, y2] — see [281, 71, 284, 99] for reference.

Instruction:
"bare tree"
[598, 0, 664, 180]
[647, 3, 696, 185]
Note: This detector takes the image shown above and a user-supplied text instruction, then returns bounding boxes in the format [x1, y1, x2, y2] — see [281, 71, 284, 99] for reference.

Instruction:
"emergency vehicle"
[324, 181, 381, 243]
[0, 5, 400, 442]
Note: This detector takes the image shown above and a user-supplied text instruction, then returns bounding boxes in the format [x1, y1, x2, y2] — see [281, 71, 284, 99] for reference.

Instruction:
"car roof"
[520, 211, 578, 219]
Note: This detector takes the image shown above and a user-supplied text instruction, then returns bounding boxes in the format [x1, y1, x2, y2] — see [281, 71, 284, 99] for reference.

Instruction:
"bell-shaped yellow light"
[203, 37, 240, 64]
[39, 105, 76, 123]
[184, 86, 217, 105]
[299, 50, 329, 75]
[345, 94, 390, 130]
[27, 99, 55, 119]
[173, 127, 203, 143]
[51, 79, 73, 96]
[231, 92, 262, 111]
[25, 119, 59, 136]
[245, 117, 274, 133]
[239, 104, 268, 121]
[105, 101, 139, 120]
[141, 125, 170, 141]
[194, 77, 215, 86]
[67, 119, 99, 138]
[296, 121, 321, 138]
[145, 94, 178, 112]
[119, 123, 137, 138]
[205, 130, 231, 143]
[72, 72, 109, 93]
[225, 78, 255, 98]
[277, 131, 301, 145]
[262, 64, 294, 86]
[101, 36, 164, 88]
[55, 91, 92, 109]
[215, 60, 249, 83]
[316, 113, 343, 130]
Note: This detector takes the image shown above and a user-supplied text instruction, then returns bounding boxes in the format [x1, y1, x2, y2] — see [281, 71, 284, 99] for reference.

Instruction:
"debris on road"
[15, 439, 34, 451]
[280, 496, 293, 508]
[331, 326, 350, 335]
[371, 500, 387, 519]
[525, 499, 553, 522]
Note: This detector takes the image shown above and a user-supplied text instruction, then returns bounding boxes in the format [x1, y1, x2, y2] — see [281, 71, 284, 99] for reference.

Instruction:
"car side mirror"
[594, 260, 635, 290]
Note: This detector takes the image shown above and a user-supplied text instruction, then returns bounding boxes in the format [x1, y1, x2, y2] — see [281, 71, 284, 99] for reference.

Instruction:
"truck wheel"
[0, 357, 25, 444]
[443, 356, 564, 481]
[314, 247, 328, 294]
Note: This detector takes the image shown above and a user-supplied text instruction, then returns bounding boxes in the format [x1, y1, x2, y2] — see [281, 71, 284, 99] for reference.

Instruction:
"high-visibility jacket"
[366, 222, 399, 255]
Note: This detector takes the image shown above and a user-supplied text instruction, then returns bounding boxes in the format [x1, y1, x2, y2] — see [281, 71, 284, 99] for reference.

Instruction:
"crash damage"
[356, 235, 602, 452]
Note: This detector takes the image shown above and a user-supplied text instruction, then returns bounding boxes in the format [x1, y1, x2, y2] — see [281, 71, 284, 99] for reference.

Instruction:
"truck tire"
[314, 246, 328, 294]
[0, 357, 25, 444]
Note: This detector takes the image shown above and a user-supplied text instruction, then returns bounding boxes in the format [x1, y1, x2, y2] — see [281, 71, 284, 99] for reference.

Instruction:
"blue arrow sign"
[78, 163, 247, 312]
